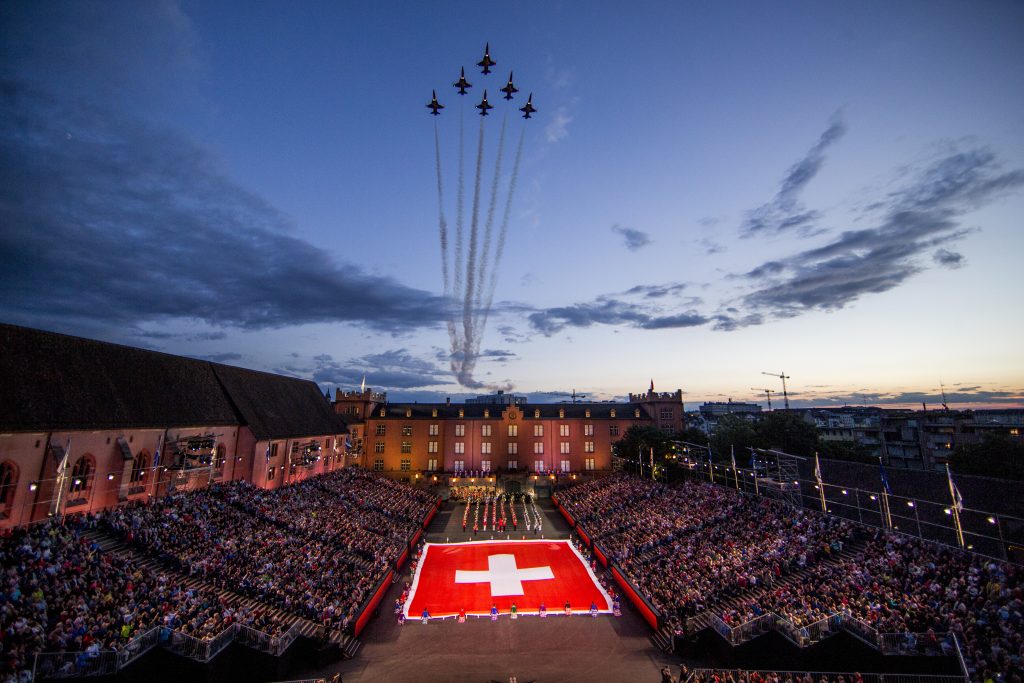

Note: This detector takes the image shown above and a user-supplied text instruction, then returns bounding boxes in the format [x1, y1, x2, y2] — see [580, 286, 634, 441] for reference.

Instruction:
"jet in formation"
[519, 93, 536, 119]
[477, 43, 496, 74]
[500, 72, 518, 100]
[453, 67, 472, 95]
[426, 90, 444, 116]
[476, 90, 494, 116]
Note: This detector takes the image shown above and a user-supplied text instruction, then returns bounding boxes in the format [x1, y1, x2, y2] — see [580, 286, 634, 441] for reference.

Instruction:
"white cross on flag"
[405, 540, 612, 618]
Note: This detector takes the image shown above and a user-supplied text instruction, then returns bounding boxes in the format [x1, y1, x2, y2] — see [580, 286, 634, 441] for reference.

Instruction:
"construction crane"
[762, 371, 791, 410]
[751, 387, 776, 411]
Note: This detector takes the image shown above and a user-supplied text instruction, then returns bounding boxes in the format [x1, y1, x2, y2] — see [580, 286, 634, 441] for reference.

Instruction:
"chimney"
[446, 397, 451, 406]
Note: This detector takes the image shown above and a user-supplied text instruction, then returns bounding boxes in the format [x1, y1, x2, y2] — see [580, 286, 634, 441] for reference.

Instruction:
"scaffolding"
[748, 447, 804, 508]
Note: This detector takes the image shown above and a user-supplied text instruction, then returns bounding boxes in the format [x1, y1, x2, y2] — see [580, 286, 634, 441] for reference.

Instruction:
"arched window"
[130, 453, 149, 483]
[69, 456, 92, 494]
[0, 461, 17, 515]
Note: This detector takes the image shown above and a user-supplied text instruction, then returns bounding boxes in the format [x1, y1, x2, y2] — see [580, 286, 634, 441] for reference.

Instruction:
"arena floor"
[288, 495, 682, 683]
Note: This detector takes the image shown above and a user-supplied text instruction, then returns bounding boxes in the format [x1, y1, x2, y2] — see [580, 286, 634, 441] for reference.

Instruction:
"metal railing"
[878, 631, 951, 657]
[710, 612, 774, 645]
[166, 623, 238, 663]
[115, 626, 162, 668]
[235, 621, 302, 657]
[688, 670, 967, 683]
[32, 651, 119, 679]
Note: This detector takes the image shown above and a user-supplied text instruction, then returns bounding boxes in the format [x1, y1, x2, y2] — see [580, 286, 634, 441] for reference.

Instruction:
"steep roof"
[371, 402, 646, 420]
[0, 324, 344, 438]
[211, 363, 346, 440]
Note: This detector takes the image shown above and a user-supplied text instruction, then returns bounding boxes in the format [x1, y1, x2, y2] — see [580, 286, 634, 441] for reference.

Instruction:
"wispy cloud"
[312, 350, 449, 390]
[933, 248, 965, 268]
[740, 116, 846, 238]
[722, 146, 1024, 329]
[528, 292, 708, 336]
[545, 106, 573, 143]
[612, 224, 652, 251]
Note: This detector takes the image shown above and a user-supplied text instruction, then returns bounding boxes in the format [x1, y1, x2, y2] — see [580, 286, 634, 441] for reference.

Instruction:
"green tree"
[709, 414, 758, 463]
[613, 425, 676, 473]
[949, 432, 1024, 481]
[755, 411, 819, 457]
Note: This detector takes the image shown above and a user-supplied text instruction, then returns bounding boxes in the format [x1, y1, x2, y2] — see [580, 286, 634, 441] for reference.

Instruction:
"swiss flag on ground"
[405, 540, 612, 618]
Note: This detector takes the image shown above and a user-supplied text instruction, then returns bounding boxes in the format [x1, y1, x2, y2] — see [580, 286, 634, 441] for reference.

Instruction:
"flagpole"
[730, 445, 739, 490]
[814, 452, 827, 513]
[947, 464, 965, 548]
[51, 437, 71, 522]
[878, 457, 893, 530]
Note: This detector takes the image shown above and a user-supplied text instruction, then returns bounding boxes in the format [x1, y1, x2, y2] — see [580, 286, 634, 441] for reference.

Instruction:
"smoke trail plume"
[463, 116, 486, 354]
[476, 115, 508, 314]
[434, 122, 450, 297]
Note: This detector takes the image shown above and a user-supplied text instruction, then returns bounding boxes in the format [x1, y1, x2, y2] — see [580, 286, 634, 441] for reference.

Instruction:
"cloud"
[730, 145, 1023, 327]
[740, 116, 846, 238]
[0, 79, 447, 336]
[698, 238, 726, 255]
[933, 248, 965, 268]
[624, 283, 687, 299]
[545, 106, 573, 143]
[197, 352, 243, 363]
[312, 350, 449, 390]
[611, 224, 652, 251]
[528, 293, 709, 336]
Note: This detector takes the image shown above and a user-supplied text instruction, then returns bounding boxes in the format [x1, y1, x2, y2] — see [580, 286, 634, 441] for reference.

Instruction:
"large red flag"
[405, 540, 612, 618]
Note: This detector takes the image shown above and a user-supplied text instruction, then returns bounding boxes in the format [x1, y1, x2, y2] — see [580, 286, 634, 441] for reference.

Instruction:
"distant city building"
[465, 390, 527, 406]
[699, 400, 762, 418]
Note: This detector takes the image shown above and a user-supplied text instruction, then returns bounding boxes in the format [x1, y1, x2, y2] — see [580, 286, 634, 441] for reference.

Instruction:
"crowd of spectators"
[685, 671, 867, 683]
[101, 468, 435, 634]
[559, 473, 1023, 681]
[0, 516, 285, 683]
[557, 474, 853, 634]
[0, 467, 434, 683]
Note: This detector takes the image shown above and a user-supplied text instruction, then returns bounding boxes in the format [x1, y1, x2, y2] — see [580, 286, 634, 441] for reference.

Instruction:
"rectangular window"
[585, 458, 595, 471]
[481, 442, 492, 454]
[533, 424, 544, 437]
[375, 424, 386, 436]
[267, 466, 275, 480]
[508, 424, 518, 437]
[270, 443, 279, 459]
[402, 425, 413, 436]
[660, 409, 673, 420]
[560, 460, 571, 473]
[481, 424, 492, 437]
[585, 441, 595, 453]
[508, 459, 518, 470]
[507, 442, 518, 455]
[609, 425, 619, 436]
[481, 460, 491, 472]
[453, 460, 464, 472]
[584, 424, 594, 437]
[374, 442, 385, 453]
[427, 458, 438, 471]
[373, 459, 384, 471]
[560, 442, 570, 454]
[455, 442, 465, 454]
[400, 459, 411, 471]
[429, 424, 439, 436]
[533, 442, 544, 454]
[560, 424, 569, 437]
[455, 424, 465, 437]
[401, 441, 412, 454]
[534, 460, 545, 472]
[428, 441, 438, 453]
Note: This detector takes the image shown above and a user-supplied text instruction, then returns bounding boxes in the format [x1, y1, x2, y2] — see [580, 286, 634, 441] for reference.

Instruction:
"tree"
[949, 432, 1024, 481]
[709, 414, 758, 463]
[613, 425, 676, 474]
[755, 411, 819, 457]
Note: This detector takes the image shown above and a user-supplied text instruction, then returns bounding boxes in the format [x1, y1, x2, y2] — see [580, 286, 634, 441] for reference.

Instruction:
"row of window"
[375, 440, 599, 455]
[375, 423, 612, 437]
[372, 458, 598, 473]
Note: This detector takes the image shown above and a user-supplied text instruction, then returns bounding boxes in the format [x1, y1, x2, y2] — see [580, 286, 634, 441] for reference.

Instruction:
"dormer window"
[559, 408, 565, 419]
[406, 409, 412, 418]
[610, 409, 616, 418]
[534, 409, 540, 418]
[585, 409, 591, 418]
[380, 408, 386, 417]
[432, 408, 438, 418]
[484, 409, 490, 418]
[634, 408, 641, 418]
[459, 409, 465, 418]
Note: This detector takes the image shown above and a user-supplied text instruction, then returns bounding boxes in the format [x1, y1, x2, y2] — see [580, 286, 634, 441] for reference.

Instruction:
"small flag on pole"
[814, 453, 823, 484]
[878, 458, 893, 495]
[947, 464, 964, 512]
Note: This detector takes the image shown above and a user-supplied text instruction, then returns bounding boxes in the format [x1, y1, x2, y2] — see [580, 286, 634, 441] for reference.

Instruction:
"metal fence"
[235, 621, 302, 657]
[115, 626, 162, 668]
[710, 613, 774, 646]
[32, 651, 120, 679]
[166, 623, 239, 663]
[687, 670, 967, 683]
[691, 461, 1022, 564]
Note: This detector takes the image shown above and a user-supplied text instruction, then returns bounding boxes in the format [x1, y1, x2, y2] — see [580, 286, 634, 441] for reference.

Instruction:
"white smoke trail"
[462, 116, 486, 356]
[434, 122, 450, 297]
[453, 109, 466, 307]
[475, 127, 526, 353]
[475, 115, 508, 317]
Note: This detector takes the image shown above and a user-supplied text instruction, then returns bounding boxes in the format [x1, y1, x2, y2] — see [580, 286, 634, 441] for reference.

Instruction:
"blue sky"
[2, 0, 1022, 408]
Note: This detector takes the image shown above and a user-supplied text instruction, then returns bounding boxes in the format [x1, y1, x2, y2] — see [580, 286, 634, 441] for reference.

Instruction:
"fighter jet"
[519, 93, 536, 119]
[500, 72, 518, 100]
[453, 67, 472, 95]
[426, 90, 444, 116]
[477, 42, 496, 74]
[476, 90, 494, 116]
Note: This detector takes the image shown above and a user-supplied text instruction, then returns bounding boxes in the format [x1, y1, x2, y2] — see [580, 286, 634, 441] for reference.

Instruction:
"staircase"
[650, 625, 675, 653]
[81, 528, 357, 656]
